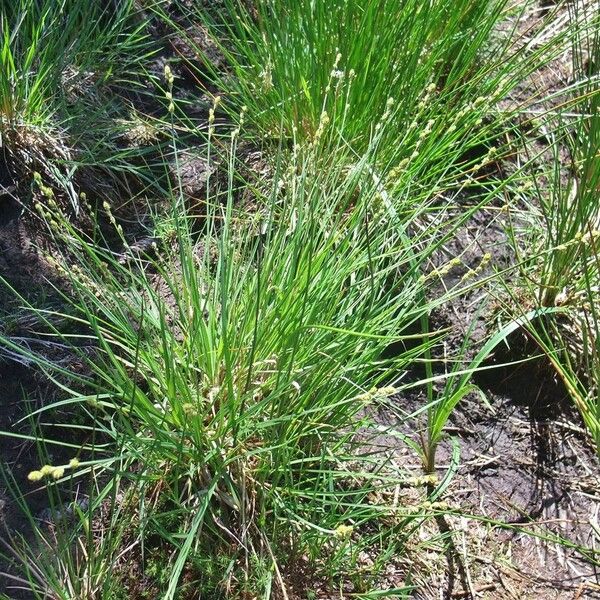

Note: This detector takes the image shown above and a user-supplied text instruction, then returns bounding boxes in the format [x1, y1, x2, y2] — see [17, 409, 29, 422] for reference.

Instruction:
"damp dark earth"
[1, 1, 600, 599]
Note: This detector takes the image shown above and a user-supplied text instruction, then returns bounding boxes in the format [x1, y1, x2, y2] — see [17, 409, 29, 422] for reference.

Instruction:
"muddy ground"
[357, 198, 600, 599]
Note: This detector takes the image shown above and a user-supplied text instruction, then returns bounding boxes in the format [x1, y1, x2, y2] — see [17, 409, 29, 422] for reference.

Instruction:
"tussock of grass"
[501, 6, 600, 452]
[0, 126, 498, 596]
[0, 0, 159, 219]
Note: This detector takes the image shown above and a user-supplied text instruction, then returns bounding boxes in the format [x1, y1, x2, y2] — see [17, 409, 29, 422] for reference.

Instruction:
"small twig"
[451, 583, 496, 598]
[261, 530, 290, 600]
[0, 184, 17, 196]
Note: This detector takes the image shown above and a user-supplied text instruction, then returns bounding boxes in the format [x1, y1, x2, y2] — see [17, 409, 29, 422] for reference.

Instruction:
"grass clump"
[189, 0, 509, 145]
[173, 0, 584, 182]
[1, 129, 468, 596]
[501, 8, 600, 452]
[0, 0, 157, 217]
[0, 0, 147, 127]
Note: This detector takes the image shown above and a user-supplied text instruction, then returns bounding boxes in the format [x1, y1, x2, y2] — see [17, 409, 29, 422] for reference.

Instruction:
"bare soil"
[375, 202, 600, 598]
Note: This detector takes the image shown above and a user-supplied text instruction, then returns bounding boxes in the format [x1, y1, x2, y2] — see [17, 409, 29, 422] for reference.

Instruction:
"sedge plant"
[0, 120, 485, 597]
[501, 6, 600, 451]
[177, 0, 511, 147]
[165, 0, 588, 178]
[1, 2, 599, 597]
[0, 0, 149, 127]
[0, 0, 158, 216]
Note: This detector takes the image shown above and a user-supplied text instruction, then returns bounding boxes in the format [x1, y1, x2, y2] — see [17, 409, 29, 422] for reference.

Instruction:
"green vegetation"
[0, 0, 146, 126]
[504, 9, 600, 451]
[0, 0, 599, 598]
[187, 0, 509, 144]
[0, 0, 159, 218]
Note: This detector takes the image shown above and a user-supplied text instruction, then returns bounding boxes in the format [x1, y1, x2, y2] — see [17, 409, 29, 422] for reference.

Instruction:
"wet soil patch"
[448, 396, 599, 597]
[378, 372, 600, 598]
[376, 192, 600, 596]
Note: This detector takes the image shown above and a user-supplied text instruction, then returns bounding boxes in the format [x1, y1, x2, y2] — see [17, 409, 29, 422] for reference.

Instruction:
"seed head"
[27, 470, 44, 482]
[334, 524, 354, 539]
[164, 64, 174, 86]
[52, 467, 65, 480]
